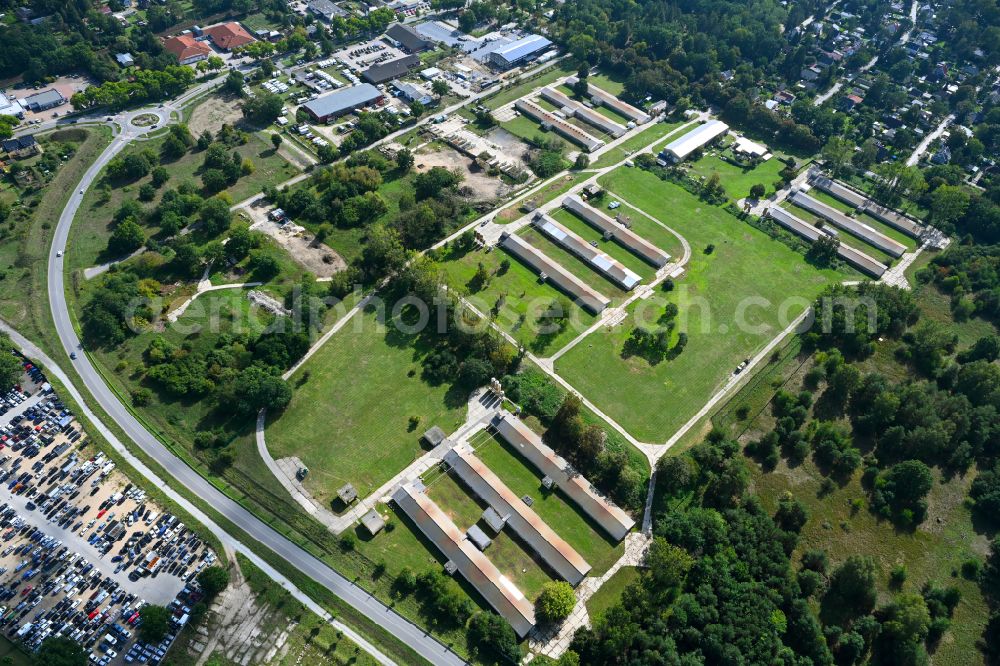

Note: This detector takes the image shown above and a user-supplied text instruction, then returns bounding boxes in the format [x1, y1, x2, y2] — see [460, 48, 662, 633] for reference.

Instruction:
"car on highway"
[69, 353, 77, 360]
[56, 251, 63, 258]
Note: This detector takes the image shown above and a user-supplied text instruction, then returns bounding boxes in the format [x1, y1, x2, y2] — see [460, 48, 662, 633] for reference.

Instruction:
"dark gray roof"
[2, 134, 36, 152]
[23, 89, 64, 109]
[386, 23, 431, 52]
[302, 83, 382, 118]
[362, 54, 420, 83]
[308, 0, 348, 18]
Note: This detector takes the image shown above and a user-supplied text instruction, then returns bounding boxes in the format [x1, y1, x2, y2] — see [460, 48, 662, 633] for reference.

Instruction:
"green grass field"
[482, 63, 576, 110]
[782, 200, 895, 265]
[556, 195, 686, 269]
[686, 152, 787, 202]
[0, 127, 115, 349]
[554, 168, 849, 443]
[437, 242, 597, 356]
[265, 305, 468, 501]
[515, 225, 631, 304]
[585, 566, 640, 621]
[502, 115, 577, 153]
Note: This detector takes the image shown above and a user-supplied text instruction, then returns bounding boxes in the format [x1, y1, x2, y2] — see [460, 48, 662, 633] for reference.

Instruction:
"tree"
[242, 91, 284, 125]
[413, 166, 461, 199]
[199, 197, 232, 236]
[271, 133, 283, 150]
[138, 605, 172, 642]
[201, 168, 228, 194]
[536, 581, 576, 624]
[872, 460, 934, 526]
[151, 166, 170, 188]
[821, 136, 853, 177]
[749, 183, 766, 199]
[224, 69, 245, 95]
[395, 147, 414, 172]
[108, 218, 145, 255]
[806, 234, 840, 266]
[467, 612, 519, 664]
[929, 184, 970, 226]
[826, 556, 878, 616]
[248, 250, 280, 281]
[0, 335, 24, 389]
[431, 78, 450, 97]
[198, 566, 230, 597]
[36, 636, 86, 666]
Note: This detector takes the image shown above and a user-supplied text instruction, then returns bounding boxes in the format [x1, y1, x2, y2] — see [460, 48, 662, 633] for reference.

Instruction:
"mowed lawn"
[265, 306, 468, 501]
[554, 168, 848, 443]
[686, 153, 787, 202]
[437, 243, 597, 356]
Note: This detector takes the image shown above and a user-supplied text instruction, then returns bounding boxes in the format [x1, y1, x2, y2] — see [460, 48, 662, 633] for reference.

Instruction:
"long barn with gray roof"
[532, 213, 641, 290]
[789, 190, 907, 257]
[443, 446, 591, 585]
[767, 206, 888, 278]
[492, 413, 635, 541]
[498, 231, 611, 313]
[392, 481, 536, 637]
[514, 99, 605, 152]
[808, 172, 924, 238]
[564, 76, 651, 124]
[562, 195, 671, 267]
[539, 87, 627, 138]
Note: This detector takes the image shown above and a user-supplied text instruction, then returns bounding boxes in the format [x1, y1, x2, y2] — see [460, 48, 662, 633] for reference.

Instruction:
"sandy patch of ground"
[415, 143, 512, 201]
[188, 92, 245, 137]
[240, 201, 347, 278]
[186, 557, 298, 666]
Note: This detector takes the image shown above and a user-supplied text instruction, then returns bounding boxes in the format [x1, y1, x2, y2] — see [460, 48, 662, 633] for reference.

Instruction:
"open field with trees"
[555, 168, 849, 443]
[704, 270, 999, 666]
[436, 238, 598, 356]
[265, 304, 469, 501]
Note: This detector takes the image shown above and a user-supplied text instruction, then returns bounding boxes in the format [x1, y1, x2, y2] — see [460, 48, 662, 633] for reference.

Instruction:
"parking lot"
[332, 38, 407, 72]
[0, 357, 217, 664]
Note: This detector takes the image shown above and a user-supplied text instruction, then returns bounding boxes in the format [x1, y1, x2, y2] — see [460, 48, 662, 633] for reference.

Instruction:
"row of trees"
[70, 66, 195, 111]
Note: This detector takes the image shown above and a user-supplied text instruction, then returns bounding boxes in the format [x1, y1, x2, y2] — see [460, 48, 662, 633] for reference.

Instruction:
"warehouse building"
[564, 76, 650, 124]
[392, 481, 536, 637]
[789, 190, 906, 257]
[23, 89, 66, 112]
[657, 119, 729, 163]
[301, 83, 383, 122]
[443, 446, 591, 585]
[492, 413, 635, 541]
[562, 195, 671, 268]
[0, 92, 25, 118]
[767, 206, 888, 278]
[532, 213, 641, 290]
[386, 23, 432, 53]
[488, 34, 552, 70]
[539, 87, 626, 138]
[362, 54, 421, 84]
[499, 231, 611, 314]
[808, 172, 923, 238]
[514, 99, 605, 152]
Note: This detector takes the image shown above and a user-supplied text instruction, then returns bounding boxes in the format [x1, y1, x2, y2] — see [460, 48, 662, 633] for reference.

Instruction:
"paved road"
[43, 105, 466, 665]
[906, 113, 953, 166]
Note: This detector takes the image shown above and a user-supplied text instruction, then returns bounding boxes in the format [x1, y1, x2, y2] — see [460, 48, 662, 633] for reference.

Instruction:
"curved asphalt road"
[46, 108, 466, 665]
